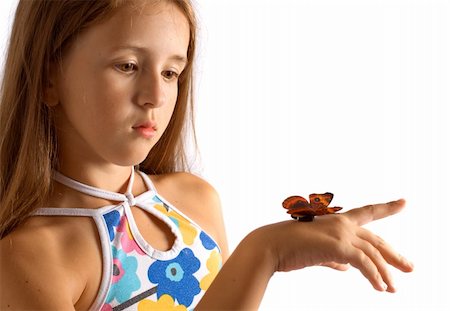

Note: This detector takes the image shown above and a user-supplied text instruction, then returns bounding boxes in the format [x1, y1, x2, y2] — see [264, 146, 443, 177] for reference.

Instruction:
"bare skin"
[0, 194, 413, 310]
[196, 199, 414, 310]
[0, 1, 413, 310]
[0, 172, 228, 310]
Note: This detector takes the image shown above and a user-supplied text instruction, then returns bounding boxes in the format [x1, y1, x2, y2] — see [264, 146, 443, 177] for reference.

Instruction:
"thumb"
[318, 262, 350, 271]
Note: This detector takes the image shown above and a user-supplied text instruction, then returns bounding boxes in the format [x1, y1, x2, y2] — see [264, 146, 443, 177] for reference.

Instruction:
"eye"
[115, 62, 138, 73]
[162, 70, 179, 80]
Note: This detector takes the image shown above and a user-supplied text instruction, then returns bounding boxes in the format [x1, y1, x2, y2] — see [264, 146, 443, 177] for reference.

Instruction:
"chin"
[108, 149, 150, 167]
[125, 154, 149, 167]
[106, 140, 156, 167]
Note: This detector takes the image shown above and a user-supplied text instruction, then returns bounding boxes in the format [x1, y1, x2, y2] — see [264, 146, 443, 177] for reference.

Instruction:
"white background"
[1, 0, 449, 310]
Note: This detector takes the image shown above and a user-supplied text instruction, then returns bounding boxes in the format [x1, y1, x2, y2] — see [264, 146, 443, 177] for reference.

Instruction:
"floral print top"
[34, 169, 222, 311]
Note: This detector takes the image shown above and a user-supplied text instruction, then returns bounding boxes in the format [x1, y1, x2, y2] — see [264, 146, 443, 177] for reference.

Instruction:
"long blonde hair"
[0, 0, 198, 238]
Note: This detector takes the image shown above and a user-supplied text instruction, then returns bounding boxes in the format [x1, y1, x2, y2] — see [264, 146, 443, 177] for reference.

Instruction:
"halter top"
[34, 168, 222, 311]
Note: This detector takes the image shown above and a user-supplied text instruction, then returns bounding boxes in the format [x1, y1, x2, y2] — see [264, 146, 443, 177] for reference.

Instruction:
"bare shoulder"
[0, 220, 76, 309]
[150, 172, 229, 258]
[0, 216, 100, 310]
[150, 172, 221, 213]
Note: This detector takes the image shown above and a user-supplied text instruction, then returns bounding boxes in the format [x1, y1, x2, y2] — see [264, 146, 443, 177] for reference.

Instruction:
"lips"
[132, 120, 157, 138]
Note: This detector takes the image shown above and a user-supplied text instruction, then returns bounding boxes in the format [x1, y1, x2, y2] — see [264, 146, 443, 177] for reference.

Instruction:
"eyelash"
[162, 70, 180, 80]
[115, 63, 180, 81]
[115, 62, 138, 73]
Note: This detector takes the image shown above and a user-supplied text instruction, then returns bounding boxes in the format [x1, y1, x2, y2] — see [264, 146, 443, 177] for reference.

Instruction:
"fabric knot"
[124, 192, 136, 206]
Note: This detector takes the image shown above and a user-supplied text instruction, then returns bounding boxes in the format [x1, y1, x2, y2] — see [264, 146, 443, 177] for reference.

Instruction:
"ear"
[43, 61, 60, 107]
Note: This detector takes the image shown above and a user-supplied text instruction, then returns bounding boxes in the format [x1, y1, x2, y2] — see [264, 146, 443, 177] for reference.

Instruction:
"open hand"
[261, 199, 414, 292]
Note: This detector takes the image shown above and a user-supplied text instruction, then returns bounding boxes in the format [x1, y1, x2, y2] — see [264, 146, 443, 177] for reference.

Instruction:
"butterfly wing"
[327, 207, 343, 213]
[282, 193, 342, 219]
[309, 192, 342, 215]
[282, 196, 312, 216]
[309, 192, 333, 209]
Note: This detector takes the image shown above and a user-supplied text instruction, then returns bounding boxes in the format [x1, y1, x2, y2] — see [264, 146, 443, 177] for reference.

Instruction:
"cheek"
[156, 83, 178, 124]
[77, 79, 129, 119]
[162, 95, 178, 126]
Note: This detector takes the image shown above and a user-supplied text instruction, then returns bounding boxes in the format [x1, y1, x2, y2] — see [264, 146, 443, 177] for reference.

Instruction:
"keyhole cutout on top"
[51, 168, 178, 252]
[127, 173, 177, 252]
[130, 205, 176, 252]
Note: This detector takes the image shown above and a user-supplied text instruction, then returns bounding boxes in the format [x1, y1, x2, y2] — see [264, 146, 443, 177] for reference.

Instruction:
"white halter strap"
[52, 167, 137, 206]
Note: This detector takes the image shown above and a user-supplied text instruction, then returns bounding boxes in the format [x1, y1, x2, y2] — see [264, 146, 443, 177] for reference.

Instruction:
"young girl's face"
[49, 1, 190, 168]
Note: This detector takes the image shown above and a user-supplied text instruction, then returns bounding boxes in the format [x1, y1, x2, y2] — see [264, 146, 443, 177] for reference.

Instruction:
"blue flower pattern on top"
[148, 248, 201, 307]
[40, 170, 221, 310]
[200, 231, 216, 250]
[99, 192, 221, 310]
[104, 210, 120, 241]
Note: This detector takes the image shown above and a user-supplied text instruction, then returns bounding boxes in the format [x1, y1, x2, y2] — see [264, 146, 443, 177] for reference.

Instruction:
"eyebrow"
[112, 45, 188, 64]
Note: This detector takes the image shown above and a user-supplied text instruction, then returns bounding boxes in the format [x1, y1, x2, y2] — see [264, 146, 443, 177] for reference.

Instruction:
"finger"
[352, 238, 395, 293]
[318, 262, 350, 271]
[345, 199, 406, 226]
[357, 228, 414, 273]
[345, 247, 388, 292]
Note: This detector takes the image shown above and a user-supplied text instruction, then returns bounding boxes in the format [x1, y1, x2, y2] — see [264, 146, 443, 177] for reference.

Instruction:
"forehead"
[112, 0, 189, 33]
[69, 1, 190, 59]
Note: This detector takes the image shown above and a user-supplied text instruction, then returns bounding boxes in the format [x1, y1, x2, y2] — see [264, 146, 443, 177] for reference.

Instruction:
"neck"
[56, 164, 133, 194]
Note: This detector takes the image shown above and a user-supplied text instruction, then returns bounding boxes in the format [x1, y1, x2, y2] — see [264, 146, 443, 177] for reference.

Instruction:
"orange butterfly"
[282, 192, 343, 221]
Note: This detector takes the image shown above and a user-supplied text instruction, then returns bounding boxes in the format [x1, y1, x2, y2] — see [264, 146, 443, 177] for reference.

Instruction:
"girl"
[0, 0, 413, 310]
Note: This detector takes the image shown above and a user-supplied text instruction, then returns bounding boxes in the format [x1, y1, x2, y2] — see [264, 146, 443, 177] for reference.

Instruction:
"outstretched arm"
[196, 199, 414, 310]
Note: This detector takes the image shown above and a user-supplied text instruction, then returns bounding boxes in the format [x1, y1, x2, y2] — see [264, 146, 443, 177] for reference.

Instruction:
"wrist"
[197, 227, 277, 310]
[241, 227, 278, 277]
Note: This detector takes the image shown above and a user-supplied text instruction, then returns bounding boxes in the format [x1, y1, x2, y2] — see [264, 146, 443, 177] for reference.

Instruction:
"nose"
[137, 71, 166, 108]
